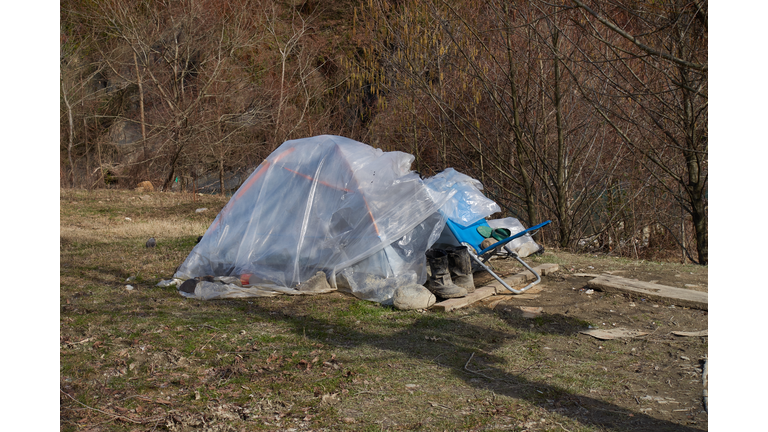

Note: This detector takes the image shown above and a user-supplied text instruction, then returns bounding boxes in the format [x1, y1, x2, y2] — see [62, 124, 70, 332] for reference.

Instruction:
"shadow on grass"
[224, 296, 703, 432]
[64, 282, 703, 431]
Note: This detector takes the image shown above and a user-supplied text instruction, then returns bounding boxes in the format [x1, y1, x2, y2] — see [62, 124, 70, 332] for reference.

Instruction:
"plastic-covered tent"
[175, 135, 459, 301]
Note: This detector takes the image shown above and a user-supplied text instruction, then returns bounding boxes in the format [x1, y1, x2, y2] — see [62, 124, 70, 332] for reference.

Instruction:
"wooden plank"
[431, 287, 496, 312]
[672, 329, 708, 337]
[580, 328, 649, 340]
[490, 283, 544, 299]
[431, 263, 559, 312]
[484, 287, 543, 308]
[587, 275, 708, 310]
[492, 263, 559, 295]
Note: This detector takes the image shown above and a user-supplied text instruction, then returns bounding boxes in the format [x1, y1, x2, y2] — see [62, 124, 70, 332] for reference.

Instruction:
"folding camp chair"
[445, 218, 551, 294]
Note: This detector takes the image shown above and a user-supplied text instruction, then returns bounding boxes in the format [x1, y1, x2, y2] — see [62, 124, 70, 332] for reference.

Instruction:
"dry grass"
[61, 217, 207, 243]
[60, 189, 707, 432]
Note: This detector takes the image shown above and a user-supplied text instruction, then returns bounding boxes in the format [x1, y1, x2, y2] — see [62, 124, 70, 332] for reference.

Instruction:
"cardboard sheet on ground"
[580, 328, 649, 340]
[671, 329, 708, 337]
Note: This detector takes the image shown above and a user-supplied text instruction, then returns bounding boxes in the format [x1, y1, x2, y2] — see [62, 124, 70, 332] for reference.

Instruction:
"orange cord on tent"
[209, 144, 381, 240]
[208, 147, 297, 232]
[280, 165, 380, 236]
[281, 167, 352, 193]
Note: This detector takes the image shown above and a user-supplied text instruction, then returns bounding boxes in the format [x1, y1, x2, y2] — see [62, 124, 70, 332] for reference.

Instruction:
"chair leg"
[509, 254, 542, 293]
[465, 248, 541, 294]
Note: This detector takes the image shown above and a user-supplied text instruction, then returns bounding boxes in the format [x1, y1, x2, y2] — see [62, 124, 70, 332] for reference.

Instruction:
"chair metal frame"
[445, 219, 552, 294]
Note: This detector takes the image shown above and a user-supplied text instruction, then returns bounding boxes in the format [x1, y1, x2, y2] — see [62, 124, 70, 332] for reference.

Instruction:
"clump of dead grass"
[61, 218, 210, 244]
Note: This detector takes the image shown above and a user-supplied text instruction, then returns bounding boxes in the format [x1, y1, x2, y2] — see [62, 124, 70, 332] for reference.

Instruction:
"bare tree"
[564, 0, 708, 263]
[347, 0, 630, 250]
[86, 0, 273, 190]
[60, 23, 109, 188]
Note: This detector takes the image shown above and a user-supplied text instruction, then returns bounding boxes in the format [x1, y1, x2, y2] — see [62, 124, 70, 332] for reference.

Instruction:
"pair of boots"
[425, 246, 475, 299]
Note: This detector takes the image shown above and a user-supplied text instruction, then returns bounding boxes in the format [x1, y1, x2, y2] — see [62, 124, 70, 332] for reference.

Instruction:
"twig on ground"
[192, 332, 218, 355]
[60, 388, 154, 425]
[458, 353, 535, 389]
[137, 396, 172, 405]
[464, 352, 497, 381]
[65, 337, 94, 346]
[511, 361, 541, 374]
[150, 417, 163, 432]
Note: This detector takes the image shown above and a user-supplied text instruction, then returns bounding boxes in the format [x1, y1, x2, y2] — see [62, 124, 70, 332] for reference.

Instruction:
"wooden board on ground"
[672, 329, 708, 337]
[573, 273, 600, 278]
[587, 275, 708, 310]
[431, 287, 496, 312]
[432, 263, 559, 312]
[484, 288, 542, 309]
[492, 263, 559, 295]
[490, 284, 544, 301]
[580, 328, 649, 340]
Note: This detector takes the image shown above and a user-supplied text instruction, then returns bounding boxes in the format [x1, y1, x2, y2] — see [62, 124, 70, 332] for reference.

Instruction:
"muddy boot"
[425, 249, 467, 299]
[446, 246, 475, 293]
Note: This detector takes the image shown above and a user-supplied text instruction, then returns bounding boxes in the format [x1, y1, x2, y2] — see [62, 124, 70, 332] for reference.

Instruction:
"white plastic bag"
[487, 217, 542, 257]
[424, 168, 500, 225]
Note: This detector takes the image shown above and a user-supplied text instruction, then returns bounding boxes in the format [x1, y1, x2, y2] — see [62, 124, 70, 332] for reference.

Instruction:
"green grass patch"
[59, 189, 706, 432]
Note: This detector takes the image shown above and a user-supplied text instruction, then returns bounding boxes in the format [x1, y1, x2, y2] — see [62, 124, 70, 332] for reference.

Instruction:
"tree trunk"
[691, 191, 707, 265]
[62, 78, 76, 188]
[219, 155, 225, 196]
[504, 17, 537, 226]
[163, 136, 184, 191]
[552, 28, 571, 248]
[681, 200, 686, 264]
[84, 117, 90, 189]
[163, 162, 178, 192]
[133, 51, 148, 177]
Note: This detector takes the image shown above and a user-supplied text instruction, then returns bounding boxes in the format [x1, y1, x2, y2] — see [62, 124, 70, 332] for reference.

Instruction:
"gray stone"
[393, 284, 436, 310]
[296, 271, 332, 293]
[179, 278, 198, 294]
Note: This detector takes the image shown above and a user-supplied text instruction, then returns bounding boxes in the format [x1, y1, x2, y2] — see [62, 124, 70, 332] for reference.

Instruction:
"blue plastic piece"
[446, 219, 551, 256]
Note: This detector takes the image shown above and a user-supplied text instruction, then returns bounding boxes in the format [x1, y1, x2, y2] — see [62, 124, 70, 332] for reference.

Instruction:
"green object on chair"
[491, 228, 511, 241]
[447, 218, 551, 295]
[476, 225, 493, 238]
[476, 226, 511, 241]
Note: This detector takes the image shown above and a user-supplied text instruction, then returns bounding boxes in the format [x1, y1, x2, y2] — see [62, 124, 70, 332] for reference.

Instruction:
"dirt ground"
[467, 251, 708, 430]
[59, 188, 708, 431]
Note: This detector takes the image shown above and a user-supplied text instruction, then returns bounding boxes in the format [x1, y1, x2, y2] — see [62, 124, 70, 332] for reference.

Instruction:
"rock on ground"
[297, 271, 332, 293]
[393, 284, 436, 310]
[135, 181, 154, 192]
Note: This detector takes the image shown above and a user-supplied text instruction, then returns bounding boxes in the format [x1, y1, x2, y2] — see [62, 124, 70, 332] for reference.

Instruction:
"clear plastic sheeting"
[174, 135, 454, 301]
[423, 168, 500, 225]
[336, 212, 446, 302]
[487, 217, 542, 257]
